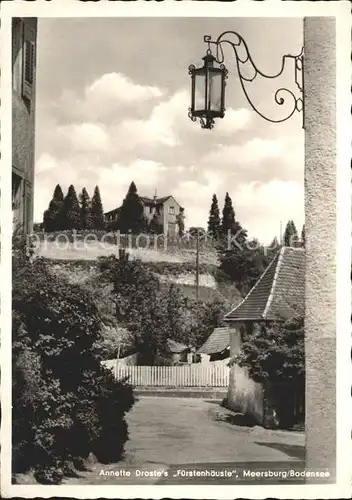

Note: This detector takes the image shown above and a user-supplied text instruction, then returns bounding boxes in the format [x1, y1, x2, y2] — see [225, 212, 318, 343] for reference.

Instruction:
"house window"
[22, 24, 36, 102]
[12, 172, 23, 229]
[169, 206, 175, 215]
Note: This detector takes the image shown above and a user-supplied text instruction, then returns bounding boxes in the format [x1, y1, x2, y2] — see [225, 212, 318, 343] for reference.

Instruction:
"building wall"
[304, 17, 336, 475]
[226, 324, 264, 424]
[12, 17, 37, 234]
[161, 196, 181, 236]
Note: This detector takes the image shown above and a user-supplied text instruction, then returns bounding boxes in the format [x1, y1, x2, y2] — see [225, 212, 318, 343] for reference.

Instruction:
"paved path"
[63, 397, 305, 485]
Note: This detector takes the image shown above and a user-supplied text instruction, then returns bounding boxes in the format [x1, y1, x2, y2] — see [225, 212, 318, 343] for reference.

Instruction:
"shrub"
[12, 238, 135, 484]
[230, 316, 305, 384]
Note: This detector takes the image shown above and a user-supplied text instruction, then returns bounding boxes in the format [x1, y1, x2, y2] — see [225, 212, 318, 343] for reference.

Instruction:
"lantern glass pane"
[195, 72, 206, 112]
[208, 71, 222, 113]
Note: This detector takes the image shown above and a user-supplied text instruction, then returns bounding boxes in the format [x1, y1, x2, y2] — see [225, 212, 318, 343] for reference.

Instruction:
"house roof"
[104, 207, 121, 216]
[224, 247, 305, 323]
[140, 196, 172, 206]
[167, 338, 189, 354]
[104, 195, 183, 216]
[197, 327, 231, 355]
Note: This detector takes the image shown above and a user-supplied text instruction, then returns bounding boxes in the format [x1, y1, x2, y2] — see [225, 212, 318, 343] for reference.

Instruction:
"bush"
[12, 238, 135, 484]
[231, 316, 305, 384]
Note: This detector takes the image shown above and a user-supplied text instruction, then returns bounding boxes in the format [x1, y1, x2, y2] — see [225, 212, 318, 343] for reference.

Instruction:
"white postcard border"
[1, 0, 351, 498]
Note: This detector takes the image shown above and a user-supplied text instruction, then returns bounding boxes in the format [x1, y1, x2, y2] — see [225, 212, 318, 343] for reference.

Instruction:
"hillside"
[36, 239, 219, 266]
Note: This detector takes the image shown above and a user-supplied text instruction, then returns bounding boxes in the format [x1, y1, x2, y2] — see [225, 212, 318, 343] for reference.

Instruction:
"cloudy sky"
[34, 16, 304, 243]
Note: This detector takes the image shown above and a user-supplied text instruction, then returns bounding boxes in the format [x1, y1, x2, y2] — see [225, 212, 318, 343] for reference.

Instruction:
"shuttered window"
[22, 24, 36, 101]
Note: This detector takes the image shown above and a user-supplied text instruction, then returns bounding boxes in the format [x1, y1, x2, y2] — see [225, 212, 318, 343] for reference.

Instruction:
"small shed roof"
[224, 247, 305, 323]
[197, 327, 231, 355]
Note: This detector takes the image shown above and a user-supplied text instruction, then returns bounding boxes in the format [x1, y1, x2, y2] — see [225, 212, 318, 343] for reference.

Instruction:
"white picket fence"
[113, 364, 230, 388]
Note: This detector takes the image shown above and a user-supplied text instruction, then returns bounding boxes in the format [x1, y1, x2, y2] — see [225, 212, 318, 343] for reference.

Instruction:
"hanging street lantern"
[188, 49, 228, 130]
[188, 32, 304, 130]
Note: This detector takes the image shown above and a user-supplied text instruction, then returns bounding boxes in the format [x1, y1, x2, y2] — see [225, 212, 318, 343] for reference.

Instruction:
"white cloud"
[174, 170, 224, 228]
[57, 122, 109, 153]
[98, 159, 168, 205]
[110, 89, 196, 151]
[234, 179, 304, 243]
[203, 137, 284, 169]
[214, 108, 252, 135]
[86, 72, 164, 104]
[55, 73, 165, 123]
[36, 153, 60, 174]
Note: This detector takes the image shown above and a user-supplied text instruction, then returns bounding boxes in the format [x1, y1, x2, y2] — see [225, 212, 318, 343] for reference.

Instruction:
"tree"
[207, 194, 221, 240]
[189, 227, 206, 237]
[63, 185, 81, 230]
[43, 184, 64, 232]
[283, 220, 299, 247]
[12, 238, 135, 484]
[166, 284, 186, 345]
[148, 212, 163, 234]
[118, 182, 146, 234]
[301, 224, 306, 248]
[221, 192, 247, 245]
[221, 192, 235, 236]
[218, 241, 272, 296]
[107, 258, 170, 364]
[232, 316, 305, 429]
[187, 299, 228, 349]
[233, 316, 305, 384]
[91, 186, 105, 230]
[79, 187, 93, 230]
[176, 208, 185, 237]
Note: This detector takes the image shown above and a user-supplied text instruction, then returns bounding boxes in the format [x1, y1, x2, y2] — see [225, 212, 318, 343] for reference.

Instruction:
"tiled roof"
[140, 196, 172, 206]
[224, 247, 305, 322]
[197, 327, 231, 355]
[104, 207, 121, 216]
[105, 195, 179, 216]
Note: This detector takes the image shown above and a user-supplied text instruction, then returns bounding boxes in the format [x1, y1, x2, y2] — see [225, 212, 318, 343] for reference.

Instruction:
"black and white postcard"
[0, 0, 351, 498]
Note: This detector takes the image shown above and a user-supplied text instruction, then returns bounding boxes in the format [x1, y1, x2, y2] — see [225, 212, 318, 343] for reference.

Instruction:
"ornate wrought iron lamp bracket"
[204, 31, 305, 128]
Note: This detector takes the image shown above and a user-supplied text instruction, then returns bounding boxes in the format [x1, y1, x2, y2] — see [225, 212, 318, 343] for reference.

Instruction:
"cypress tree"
[118, 182, 146, 234]
[283, 220, 299, 247]
[221, 192, 247, 245]
[301, 224, 306, 248]
[43, 184, 64, 232]
[79, 187, 93, 230]
[63, 185, 81, 230]
[91, 186, 105, 230]
[207, 194, 221, 240]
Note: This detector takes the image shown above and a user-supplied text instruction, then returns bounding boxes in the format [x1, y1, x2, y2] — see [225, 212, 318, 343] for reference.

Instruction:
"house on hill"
[104, 193, 185, 237]
[223, 246, 305, 429]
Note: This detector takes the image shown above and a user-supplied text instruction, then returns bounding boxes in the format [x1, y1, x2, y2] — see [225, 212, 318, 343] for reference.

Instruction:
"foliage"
[105, 258, 170, 364]
[97, 256, 227, 360]
[221, 192, 247, 242]
[207, 194, 221, 240]
[218, 241, 273, 296]
[79, 187, 93, 230]
[148, 212, 163, 234]
[43, 185, 64, 232]
[63, 185, 81, 230]
[118, 182, 147, 234]
[12, 238, 135, 484]
[176, 208, 185, 237]
[188, 227, 206, 237]
[185, 298, 228, 349]
[91, 186, 105, 230]
[231, 316, 305, 384]
[301, 224, 306, 248]
[283, 220, 299, 247]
